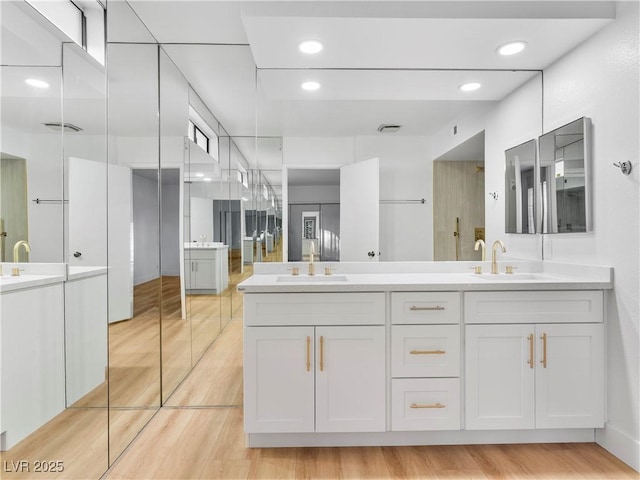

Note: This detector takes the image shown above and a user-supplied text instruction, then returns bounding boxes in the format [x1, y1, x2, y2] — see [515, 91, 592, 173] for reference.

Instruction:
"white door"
[68, 157, 107, 266]
[244, 326, 315, 433]
[535, 323, 604, 429]
[340, 157, 379, 261]
[107, 164, 133, 323]
[465, 324, 535, 430]
[315, 325, 385, 432]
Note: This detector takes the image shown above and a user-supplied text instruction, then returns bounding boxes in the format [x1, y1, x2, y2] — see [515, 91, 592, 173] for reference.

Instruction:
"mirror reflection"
[539, 117, 591, 234]
[1, 2, 109, 476]
[505, 139, 537, 234]
[255, 69, 538, 261]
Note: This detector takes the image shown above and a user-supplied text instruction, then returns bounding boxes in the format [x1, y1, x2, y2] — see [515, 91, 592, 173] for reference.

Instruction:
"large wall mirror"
[255, 67, 542, 261]
[1, 1, 109, 477]
[505, 139, 537, 234]
[539, 117, 591, 234]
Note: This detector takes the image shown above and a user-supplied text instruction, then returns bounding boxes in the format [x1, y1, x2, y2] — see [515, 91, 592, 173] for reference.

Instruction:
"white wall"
[356, 136, 432, 261]
[539, 2, 639, 469]
[283, 135, 433, 261]
[1, 126, 64, 263]
[190, 196, 214, 243]
[289, 185, 340, 204]
[132, 172, 159, 285]
[161, 183, 180, 276]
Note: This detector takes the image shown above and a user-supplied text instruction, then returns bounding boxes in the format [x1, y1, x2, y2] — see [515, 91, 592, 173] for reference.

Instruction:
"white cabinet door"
[315, 326, 386, 432]
[535, 323, 604, 428]
[465, 324, 535, 430]
[244, 326, 315, 433]
[193, 259, 215, 289]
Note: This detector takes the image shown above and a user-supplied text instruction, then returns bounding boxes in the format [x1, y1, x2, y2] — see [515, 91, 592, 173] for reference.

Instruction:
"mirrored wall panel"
[505, 139, 537, 234]
[539, 117, 591, 233]
[107, 41, 161, 463]
[0, 3, 109, 477]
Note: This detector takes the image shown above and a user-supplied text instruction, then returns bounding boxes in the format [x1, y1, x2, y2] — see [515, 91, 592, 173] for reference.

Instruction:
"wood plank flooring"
[105, 400, 639, 480]
[2, 236, 639, 479]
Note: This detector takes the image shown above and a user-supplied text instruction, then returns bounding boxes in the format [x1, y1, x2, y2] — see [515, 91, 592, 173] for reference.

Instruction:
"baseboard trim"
[596, 423, 640, 472]
[247, 428, 595, 448]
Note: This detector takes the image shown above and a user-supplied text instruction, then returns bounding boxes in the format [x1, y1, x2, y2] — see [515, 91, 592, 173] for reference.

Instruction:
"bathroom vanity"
[0, 263, 107, 450]
[238, 261, 611, 447]
[184, 243, 229, 294]
[0, 264, 66, 450]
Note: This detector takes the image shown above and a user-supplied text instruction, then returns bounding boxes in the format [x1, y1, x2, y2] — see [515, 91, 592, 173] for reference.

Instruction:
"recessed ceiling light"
[459, 82, 481, 92]
[203, 177, 212, 182]
[195, 172, 204, 178]
[301, 81, 321, 91]
[497, 41, 527, 56]
[298, 40, 323, 55]
[25, 78, 49, 89]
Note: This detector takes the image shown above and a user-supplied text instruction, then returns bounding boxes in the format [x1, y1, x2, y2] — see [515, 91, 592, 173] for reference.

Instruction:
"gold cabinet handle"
[410, 403, 445, 409]
[410, 305, 445, 311]
[527, 334, 534, 369]
[540, 332, 547, 368]
[306, 336, 311, 372]
[319, 336, 324, 372]
[410, 349, 445, 355]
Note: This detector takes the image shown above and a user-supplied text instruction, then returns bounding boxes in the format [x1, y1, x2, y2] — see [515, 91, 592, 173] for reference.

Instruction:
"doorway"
[433, 131, 485, 261]
[287, 168, 341, 262]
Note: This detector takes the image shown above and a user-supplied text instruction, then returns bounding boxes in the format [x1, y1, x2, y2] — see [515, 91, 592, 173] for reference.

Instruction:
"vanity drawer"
[391, 325, 460, 377]
[391, 292, 461, 324]
[391, 378, 460, 431]
[244, 292, 386, 326]
[465, 290, 603, 324]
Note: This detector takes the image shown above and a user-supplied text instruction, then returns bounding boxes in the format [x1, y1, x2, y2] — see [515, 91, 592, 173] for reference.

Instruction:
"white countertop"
[0, 273, 66, 293]
[0, 263, 106, 292]
[238, 261, 613, 293]
[184, 242, 229, 250]
[67, 265, 108, 281]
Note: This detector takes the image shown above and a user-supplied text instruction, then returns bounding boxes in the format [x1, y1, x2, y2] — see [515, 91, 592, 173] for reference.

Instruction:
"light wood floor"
[102, 318, 639, 480]
[3, 238, 638, 479]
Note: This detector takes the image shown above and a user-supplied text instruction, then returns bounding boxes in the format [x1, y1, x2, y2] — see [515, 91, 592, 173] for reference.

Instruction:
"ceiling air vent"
[43, 122, 83, 132]
[377, 124, 401, 133]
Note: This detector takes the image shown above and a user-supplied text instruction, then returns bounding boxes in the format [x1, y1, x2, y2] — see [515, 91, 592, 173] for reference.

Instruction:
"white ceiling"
[2, 1, 616, 199]
[127, 0, 613, 156]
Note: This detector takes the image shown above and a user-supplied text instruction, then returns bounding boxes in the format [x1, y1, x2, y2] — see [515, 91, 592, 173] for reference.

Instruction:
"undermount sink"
[277, 274, 348, 282]
[476, 273, 548, 281]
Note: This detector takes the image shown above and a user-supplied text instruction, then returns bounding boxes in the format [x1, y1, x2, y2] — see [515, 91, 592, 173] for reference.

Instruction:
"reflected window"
[27, 0, 105, 64]
[188, 120, 210, 153]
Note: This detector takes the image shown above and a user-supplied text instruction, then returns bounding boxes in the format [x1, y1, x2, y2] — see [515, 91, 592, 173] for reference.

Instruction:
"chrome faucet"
[474, 239, 486, 261]
[13, 240, 31, 263]
[308, 240, 315, 276]
[491, 240, 506, 274]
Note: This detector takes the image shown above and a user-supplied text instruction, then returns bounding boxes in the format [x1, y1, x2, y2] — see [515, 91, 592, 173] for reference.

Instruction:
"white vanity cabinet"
[464, 291, 604, 430]
[243, 293, 386, 434]
[184, 246, 229, 294]
[1, 283, 65, 450]
[390, 292, 461, 431]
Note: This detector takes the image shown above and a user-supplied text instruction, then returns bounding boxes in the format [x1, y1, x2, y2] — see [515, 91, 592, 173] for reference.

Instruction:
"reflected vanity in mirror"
[539, 117, 591, 233]
[505, 139, 537, 234]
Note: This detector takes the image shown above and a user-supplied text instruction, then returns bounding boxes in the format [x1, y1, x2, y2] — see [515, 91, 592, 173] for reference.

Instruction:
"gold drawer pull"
[319, 336, 325, 372]
[306, 336, 311, 372]
[410, 349, 445, 355]
[410, 305, 445, 311]
[528, 334, 534, 369]
[410, 403, 445, 409]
